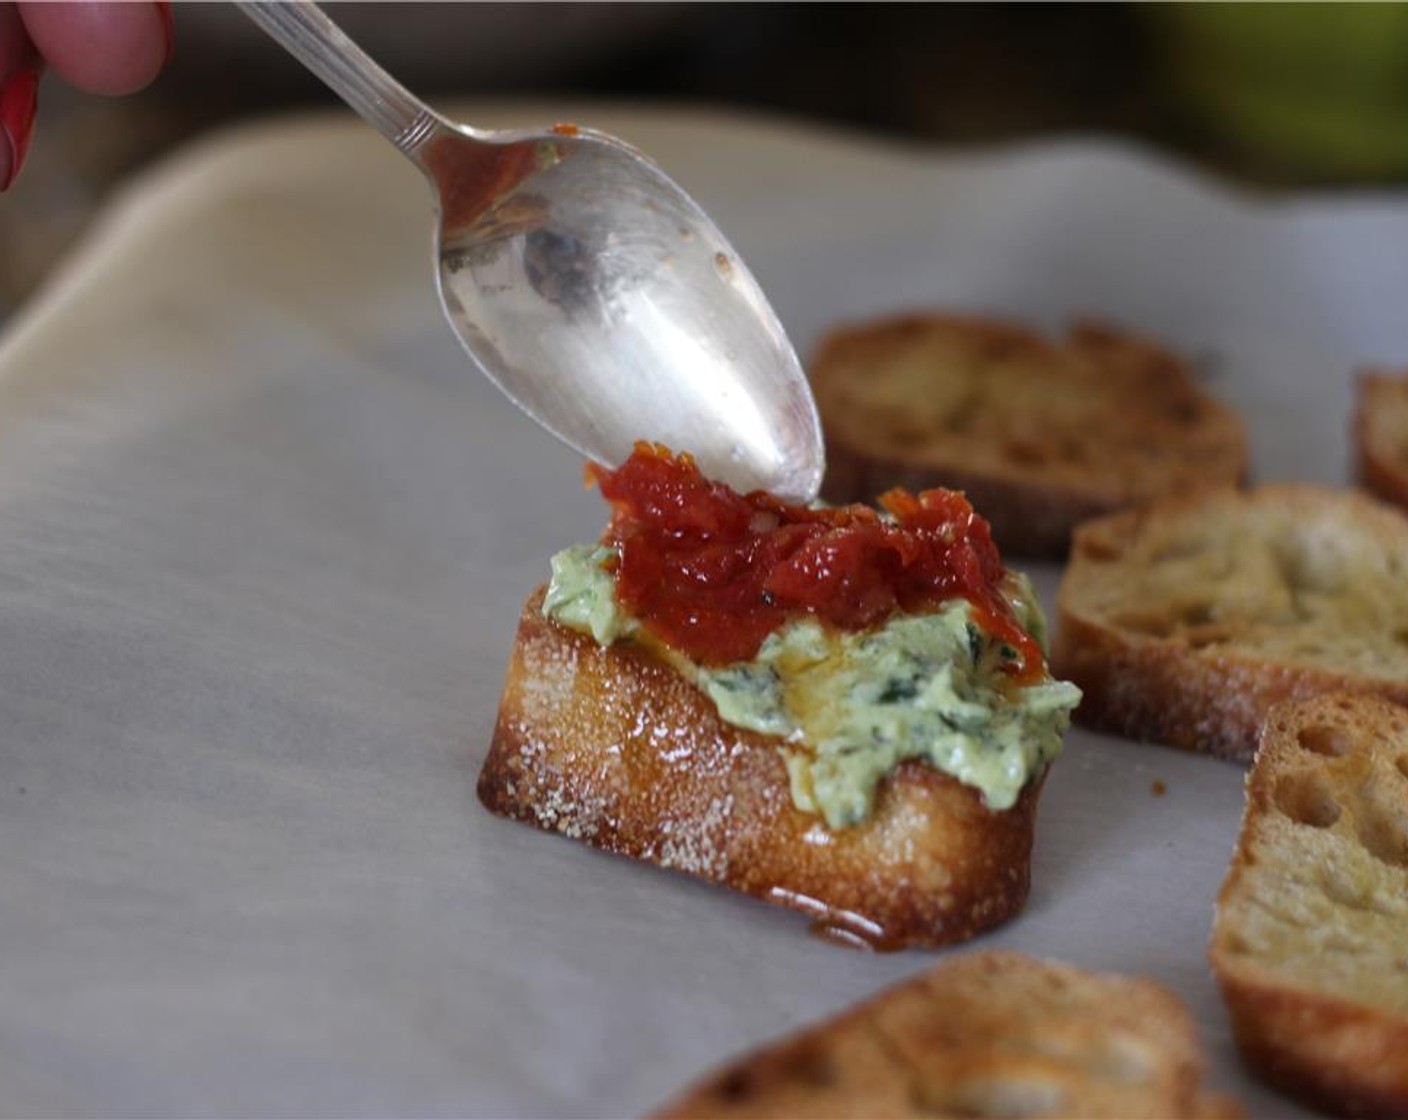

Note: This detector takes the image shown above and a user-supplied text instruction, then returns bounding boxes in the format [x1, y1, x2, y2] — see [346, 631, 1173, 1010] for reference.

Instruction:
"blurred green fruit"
[1146, 2, 1408, 179]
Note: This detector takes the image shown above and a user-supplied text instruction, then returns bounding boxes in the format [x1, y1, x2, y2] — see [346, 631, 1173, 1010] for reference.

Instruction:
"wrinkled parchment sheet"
[3, 103, 1406, 1117]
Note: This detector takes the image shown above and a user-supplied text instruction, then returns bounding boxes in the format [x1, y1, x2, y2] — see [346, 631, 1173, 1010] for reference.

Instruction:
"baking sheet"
[3, 102, 1406, 1117]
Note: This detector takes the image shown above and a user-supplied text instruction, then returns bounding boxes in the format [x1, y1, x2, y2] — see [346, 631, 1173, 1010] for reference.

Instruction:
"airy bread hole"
[716, 1069, 753, 1102]
[1397, 754, 1408, 781]
[1298, 724, 1354, 757]
[1275, 771, 1342, 829]
[1355, 803, 1408, 870]
[1179, 601, 1216, 627]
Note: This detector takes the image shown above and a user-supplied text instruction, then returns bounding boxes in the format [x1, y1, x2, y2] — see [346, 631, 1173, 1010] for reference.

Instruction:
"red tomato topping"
[588, 443, 1043, 679]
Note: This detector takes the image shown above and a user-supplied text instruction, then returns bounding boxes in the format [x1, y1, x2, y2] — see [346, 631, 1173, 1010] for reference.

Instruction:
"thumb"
[18, 0, 171, 97]
[1, 2, 41, 192]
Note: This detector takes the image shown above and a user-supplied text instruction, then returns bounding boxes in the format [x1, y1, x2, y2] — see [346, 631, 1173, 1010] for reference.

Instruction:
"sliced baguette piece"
[1354, 370, 1408, 511]
[653, 950, 1240, 1119]
[1209, 692, 1408, 1118]
[1051, 484, 1408, 763]
[810, 314, 1248, 557]
[477, 588, 1044, 951]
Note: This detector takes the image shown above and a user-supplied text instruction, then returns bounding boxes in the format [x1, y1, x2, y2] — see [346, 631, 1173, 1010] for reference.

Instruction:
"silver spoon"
[237, 2, 824, 503]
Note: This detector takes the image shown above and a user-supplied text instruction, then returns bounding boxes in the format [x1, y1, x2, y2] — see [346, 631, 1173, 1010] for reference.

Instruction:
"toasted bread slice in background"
[477, 588, 1044, 950]
[652, 950, 1240, 1119]
[809, 315, 1248, 557]
[1051, 484, 1408, 762]
[1354, 370, 1408, 511]
[1209, 693, 1408, 1118]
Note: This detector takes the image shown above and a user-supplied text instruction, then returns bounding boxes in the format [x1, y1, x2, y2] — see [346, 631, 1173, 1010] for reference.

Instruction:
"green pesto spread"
[542, 544, 626, 645]
[542, 543, 1081, 829]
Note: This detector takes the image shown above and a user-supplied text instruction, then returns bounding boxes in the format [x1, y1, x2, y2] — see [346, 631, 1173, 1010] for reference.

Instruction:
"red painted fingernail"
[154, 1, 176, 68]
[1, 67, 40, 193]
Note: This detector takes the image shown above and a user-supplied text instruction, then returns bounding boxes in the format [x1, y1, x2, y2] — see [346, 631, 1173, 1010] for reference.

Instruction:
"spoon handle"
[237, 1, 448, 162]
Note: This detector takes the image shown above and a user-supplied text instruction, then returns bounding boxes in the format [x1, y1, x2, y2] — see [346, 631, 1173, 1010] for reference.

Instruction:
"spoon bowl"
[239, 3, 825, 502]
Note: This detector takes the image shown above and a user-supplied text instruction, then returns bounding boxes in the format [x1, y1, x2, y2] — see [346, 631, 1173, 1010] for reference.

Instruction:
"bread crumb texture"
[810, 315, 1247, 556]
[653, 950, 1239, 1118]
[1211, 692, 1408, 1118]
[1053, 484, 1408, 761]
[477, 588, 1043, 949]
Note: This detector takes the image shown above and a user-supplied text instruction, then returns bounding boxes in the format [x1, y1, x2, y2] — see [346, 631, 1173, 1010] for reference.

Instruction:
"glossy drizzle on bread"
[477, 446, 1078, 947]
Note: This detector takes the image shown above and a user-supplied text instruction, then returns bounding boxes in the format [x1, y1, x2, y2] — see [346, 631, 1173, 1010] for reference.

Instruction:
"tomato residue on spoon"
[587, 443, 1043, 680]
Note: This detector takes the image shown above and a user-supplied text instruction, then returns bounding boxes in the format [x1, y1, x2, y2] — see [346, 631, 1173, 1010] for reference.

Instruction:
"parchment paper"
[3, 103, 1407, 1118]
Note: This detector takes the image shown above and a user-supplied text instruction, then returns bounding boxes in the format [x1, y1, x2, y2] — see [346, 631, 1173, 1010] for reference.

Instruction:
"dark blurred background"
[5, 2, 1408, 320]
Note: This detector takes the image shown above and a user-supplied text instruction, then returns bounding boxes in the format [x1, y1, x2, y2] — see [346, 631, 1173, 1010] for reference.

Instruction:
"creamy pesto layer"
[542, 543, 1081, 829]
[542, 544, 627, 644]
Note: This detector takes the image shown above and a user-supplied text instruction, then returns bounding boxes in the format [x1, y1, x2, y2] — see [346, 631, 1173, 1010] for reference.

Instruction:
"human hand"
[2, 1, 172, 191]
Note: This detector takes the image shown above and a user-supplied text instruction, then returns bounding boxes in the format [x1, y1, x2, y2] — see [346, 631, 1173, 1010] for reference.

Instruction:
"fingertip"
[0, 65, 39, 191]
[0, 2, 41, 192]
[155, 1, 174, 69]
[18, 1, 170, 96]
[1, 2, 39, 75]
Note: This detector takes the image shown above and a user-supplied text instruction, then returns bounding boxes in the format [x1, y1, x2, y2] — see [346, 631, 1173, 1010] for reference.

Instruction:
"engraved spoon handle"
[237, 0, 449, 164]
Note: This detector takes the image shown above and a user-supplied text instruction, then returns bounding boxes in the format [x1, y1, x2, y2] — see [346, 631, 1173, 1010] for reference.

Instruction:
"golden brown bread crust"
[1215, 982, 1408, 1120]
[477, 588, 1044, 950]
[1354, 370, 1408, 511]
[652, 950, 1240, 1119]
[811, 314, 1248, 558]
[1209, 693, 1408, 1118]
[1051, 484, 1408, 763]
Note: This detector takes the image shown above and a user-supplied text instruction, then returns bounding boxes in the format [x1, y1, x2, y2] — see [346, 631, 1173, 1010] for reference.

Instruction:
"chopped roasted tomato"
[588, 443, 1042, 679]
